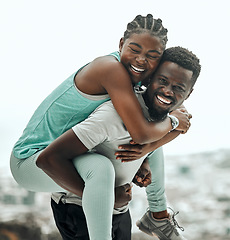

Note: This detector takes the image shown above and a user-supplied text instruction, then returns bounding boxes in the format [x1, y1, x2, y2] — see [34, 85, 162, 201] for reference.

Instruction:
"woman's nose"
[136, 55, 146, 65]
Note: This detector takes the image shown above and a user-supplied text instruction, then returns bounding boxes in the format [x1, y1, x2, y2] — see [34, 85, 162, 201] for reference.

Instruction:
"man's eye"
[159, 78, 167, 84]
[174, 86, 185, 92]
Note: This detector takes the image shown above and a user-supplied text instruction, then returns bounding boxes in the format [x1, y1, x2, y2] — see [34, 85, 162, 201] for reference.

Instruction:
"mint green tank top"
[13, 52, 120, 159]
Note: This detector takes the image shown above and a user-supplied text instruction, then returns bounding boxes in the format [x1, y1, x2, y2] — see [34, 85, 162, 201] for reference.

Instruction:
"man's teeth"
[157, 95, 171, 104]
[131, 65, 145, 73]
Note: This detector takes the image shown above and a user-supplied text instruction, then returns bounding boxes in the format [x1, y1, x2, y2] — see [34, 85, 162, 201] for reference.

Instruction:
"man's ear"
[119, 38, 124, 52]
[186, 88, 194, 100]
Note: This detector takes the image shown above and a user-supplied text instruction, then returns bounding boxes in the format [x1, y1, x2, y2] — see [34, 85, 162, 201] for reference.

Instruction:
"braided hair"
[161, 46, 201, 86]
[123, 14, 168, 48]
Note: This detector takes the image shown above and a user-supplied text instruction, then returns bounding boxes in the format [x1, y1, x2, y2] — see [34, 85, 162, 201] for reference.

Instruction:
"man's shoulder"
[93, 101, 119, 118]
[89, 101, 125, 136]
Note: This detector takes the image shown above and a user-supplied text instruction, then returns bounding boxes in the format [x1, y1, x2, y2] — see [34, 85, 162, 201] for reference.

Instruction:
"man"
[40, 46, 201, 240]
[51, 161, 151, 240]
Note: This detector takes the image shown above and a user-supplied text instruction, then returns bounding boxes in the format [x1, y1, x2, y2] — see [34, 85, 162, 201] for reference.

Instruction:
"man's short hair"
[160, 46, 201, 86]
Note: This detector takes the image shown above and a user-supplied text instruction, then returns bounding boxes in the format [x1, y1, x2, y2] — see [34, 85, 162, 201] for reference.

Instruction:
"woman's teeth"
[131, 65, 145, 73]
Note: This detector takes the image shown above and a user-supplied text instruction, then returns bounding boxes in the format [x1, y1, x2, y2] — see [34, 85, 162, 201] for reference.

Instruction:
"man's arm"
[115, 130, 181, 162]
[38, 128, 133, 206]
[36, 129, 88, 197]
[115, 107, 192, 162]
[132, 158, 152, 187]
[36, 102, 114, 197]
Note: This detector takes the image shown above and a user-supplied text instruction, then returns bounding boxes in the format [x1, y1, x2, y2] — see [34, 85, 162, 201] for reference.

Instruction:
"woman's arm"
[115, 106, 192, 161]
[115, 130, 181, 162]
[101, 62, 172, 144]
[77, 58, 190, 144]
[114, 104, 192, 161]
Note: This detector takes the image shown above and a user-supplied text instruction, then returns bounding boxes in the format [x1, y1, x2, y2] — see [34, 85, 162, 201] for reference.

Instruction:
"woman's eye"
[147, 54, 159, 60]
[130, 47, 139, 53]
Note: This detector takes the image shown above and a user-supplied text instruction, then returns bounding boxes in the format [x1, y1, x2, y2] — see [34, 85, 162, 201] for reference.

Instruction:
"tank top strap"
[108, 51, 121, 62]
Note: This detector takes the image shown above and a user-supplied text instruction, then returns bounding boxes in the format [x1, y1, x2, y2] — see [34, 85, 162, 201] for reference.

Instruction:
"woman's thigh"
[10, 151, 64, 192]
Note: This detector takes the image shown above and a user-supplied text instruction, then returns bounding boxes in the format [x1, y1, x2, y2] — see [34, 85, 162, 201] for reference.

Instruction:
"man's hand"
[115, 140, 156, 162]
[133, 159, 151, 187]
[114, 183, 132, 208]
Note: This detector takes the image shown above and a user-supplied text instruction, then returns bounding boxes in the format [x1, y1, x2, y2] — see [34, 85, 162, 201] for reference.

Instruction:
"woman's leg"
[10, 151, 64, 192]
[72, 152, 115, 240]
[146, 147, 167, 212]
[11, 151, 115, 240]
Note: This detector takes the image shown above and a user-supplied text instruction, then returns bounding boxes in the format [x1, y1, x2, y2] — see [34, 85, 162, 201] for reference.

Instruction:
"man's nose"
[163, 85, 174, 96]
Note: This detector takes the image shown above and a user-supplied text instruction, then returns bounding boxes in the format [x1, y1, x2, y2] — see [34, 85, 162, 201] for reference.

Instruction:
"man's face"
[144, 61, 193, 121]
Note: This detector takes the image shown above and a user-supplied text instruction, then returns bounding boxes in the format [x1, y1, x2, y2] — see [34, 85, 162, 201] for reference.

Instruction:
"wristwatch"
[168, 114, 179, 132]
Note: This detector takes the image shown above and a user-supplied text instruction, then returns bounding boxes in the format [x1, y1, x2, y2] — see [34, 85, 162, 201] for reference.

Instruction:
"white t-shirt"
[72, 95, 150, 187]
[52, 90, 153, 214]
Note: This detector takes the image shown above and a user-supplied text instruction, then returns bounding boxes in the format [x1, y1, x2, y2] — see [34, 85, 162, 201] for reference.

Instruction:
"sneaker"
[136, 208, 187, 240]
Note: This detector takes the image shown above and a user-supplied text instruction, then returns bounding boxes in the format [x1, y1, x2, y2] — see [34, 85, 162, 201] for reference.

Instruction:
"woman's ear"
[119, 38, 124, 52]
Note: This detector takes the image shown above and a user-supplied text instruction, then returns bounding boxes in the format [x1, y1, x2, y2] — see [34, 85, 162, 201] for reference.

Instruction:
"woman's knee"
[72, 153, 115, 182]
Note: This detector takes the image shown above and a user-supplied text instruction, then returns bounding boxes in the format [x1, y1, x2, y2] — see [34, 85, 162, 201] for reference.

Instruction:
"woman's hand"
[170, 108, 192, 134]
[115, 140, 157, 162]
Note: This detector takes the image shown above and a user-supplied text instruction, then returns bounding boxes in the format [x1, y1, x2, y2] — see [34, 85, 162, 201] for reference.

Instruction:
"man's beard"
[143, 92, 169, 122]
[148, 105, 168, 122]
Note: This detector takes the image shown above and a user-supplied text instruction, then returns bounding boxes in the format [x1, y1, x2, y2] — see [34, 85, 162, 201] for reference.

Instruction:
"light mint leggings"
[10, 147, 166, 240]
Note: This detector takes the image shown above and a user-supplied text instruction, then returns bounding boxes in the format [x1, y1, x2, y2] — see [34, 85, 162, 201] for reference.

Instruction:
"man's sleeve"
[72, 102, 117, 150]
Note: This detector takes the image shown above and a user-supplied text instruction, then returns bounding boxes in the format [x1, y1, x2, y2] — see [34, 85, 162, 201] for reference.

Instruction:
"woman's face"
[119, 32, 164, 85]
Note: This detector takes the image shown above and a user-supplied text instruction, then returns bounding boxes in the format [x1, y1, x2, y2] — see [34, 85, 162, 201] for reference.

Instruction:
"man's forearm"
[36, 154, 85, 197]
[36, 129, 88, 197]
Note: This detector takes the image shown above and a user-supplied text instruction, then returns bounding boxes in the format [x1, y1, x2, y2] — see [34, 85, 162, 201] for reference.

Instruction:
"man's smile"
[156, 95, 172, 105]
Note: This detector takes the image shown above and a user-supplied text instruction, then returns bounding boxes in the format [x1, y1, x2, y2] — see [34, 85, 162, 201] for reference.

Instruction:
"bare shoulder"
[92, 55, 131, 86]
[75, 54, 131, 94]
[91, 55, 127, 75]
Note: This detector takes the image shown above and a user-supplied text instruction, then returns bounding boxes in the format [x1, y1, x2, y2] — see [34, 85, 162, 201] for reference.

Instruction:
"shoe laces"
[168, 207, 185, 232]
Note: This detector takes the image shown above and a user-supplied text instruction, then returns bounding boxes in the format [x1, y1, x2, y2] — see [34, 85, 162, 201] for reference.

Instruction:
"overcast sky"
[1, 0, 229, 173]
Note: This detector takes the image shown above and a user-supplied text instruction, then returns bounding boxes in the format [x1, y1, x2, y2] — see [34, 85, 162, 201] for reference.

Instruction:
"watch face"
[168, 114, 179, 130]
